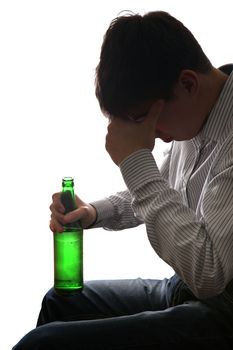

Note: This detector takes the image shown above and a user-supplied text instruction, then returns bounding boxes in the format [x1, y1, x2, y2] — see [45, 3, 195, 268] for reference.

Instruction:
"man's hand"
[105, 100, 164, 165]
[49, 193, 97, 232]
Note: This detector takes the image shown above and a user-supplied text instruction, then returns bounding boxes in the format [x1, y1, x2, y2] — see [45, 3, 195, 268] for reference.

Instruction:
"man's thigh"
[13, 300, 233, 350]
[37, 278, 169, 325]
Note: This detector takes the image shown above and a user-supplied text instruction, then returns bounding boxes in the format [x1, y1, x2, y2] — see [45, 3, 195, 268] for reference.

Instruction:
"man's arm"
[120, 148, 233, 299]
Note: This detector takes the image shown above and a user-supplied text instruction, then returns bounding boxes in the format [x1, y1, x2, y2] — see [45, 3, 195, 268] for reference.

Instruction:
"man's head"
[95, 11, 212, 121]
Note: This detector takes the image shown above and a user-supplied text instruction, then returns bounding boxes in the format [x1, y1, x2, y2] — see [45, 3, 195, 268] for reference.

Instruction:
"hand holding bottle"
[50, 192, 97, 232]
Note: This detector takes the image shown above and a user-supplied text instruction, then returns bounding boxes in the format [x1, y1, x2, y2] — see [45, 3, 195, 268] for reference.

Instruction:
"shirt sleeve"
[89, 147, 171, 230]
[90, 190, 143, 230]
[119, 148, 233, 299]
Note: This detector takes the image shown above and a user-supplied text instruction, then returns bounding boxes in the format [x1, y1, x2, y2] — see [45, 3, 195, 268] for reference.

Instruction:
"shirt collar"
[194, 65, 233, 146]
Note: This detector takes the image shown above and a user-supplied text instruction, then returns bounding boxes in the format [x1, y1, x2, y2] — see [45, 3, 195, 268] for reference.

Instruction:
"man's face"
[154, 94, 201, 142]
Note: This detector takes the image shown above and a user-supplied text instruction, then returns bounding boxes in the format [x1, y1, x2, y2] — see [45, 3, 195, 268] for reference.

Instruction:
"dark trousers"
[12, 274, 233, 349]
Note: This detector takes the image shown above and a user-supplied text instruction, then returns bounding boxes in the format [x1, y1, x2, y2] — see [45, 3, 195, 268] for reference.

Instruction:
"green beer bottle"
[54, 177, 83, 293]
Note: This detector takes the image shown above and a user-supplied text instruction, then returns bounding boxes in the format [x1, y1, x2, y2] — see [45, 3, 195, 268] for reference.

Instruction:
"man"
[13, 11, 233, 349]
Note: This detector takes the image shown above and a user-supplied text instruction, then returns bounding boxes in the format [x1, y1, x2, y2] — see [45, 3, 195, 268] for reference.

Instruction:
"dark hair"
[95, 11, 212, 118]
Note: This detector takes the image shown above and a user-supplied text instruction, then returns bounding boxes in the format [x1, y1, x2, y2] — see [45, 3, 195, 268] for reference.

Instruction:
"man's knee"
[12, 323, 57, 350]
[12, 322, 64, 350]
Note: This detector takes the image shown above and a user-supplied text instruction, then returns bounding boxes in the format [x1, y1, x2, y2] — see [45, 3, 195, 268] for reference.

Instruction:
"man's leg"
[13, 299, 233, 350]
[37, 278, 169, 325]
[12, 276, 233, 349]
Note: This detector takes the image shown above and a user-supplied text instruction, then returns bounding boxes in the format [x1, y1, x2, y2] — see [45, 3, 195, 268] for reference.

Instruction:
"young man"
[13, 11, 233, 349]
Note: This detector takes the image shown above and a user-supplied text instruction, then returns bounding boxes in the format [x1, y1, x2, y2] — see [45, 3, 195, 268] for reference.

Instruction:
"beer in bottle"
[54, 177, 83, 293]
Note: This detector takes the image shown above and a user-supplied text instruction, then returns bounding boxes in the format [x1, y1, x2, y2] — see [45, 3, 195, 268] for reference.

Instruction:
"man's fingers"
[64, 206, 89, 223]
[51, 192, 65, 213]
[144, 99, 164, 126]
[50, 217, 64, 233]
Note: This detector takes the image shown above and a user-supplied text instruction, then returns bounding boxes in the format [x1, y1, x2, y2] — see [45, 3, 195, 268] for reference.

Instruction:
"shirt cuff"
[119, 149, 161, 192]
[89, 198, 115, 228]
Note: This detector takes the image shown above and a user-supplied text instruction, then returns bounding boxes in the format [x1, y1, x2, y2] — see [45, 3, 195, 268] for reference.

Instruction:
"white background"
[0, 0, 232, 348]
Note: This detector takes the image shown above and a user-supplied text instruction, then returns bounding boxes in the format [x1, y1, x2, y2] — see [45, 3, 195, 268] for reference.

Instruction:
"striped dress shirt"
[92, 65, 233, 299]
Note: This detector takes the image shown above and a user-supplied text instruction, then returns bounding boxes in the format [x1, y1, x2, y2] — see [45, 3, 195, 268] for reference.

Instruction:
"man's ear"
[178, 70, 199, 96]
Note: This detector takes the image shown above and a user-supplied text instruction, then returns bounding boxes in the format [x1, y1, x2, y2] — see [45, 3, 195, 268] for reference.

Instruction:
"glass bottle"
[54, 177, 83, 293]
